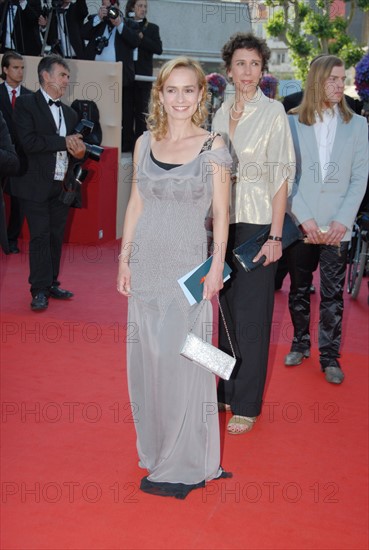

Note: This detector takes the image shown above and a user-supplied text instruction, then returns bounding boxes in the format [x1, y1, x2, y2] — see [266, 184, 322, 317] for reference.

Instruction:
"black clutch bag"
[233, 213, 302, 272]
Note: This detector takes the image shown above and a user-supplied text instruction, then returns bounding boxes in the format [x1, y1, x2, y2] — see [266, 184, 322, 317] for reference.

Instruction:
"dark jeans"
[287, 240, 349, 367]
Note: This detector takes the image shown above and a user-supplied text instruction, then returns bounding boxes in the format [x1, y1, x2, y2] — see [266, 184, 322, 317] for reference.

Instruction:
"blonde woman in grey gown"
[117, 57, 232, 499]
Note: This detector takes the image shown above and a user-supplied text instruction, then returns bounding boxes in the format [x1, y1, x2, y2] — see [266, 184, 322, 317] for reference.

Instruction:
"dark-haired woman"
[212, 33, 295, 434]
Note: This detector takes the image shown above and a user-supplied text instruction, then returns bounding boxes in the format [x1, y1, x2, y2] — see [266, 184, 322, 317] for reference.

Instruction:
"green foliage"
[266, 11, 286, 36]
[265, 0, 367, 80]
[356, 0, 369, 10]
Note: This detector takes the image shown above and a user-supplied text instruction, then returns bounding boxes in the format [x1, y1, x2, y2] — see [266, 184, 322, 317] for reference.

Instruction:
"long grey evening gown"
[127, 131, 232, 498]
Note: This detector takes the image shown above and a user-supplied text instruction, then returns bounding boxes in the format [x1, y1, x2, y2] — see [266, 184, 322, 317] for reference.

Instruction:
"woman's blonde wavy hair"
[146, 57, 208, 140]
[291, 55, 353, 125]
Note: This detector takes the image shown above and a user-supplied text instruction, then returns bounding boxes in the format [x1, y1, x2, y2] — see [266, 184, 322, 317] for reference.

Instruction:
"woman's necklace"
[229, 102, 245, 121]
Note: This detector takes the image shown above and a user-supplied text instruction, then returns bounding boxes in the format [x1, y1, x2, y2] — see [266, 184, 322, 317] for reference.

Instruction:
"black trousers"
[287, 240, 349, 367]
[7, 195, 24, 245]
[122, 82, 135, 153]
[133, 81, 152, 141]
[217, 223, 277, 417]
[20, 181, 70, 296]
[2, 178, 24, 245]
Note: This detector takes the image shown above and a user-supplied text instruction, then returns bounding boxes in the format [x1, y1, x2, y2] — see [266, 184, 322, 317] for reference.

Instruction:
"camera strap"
[104, 24, 114, 41]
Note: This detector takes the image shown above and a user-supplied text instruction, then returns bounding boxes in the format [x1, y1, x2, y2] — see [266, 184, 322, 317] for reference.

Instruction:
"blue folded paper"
[178, 256, 232, 305]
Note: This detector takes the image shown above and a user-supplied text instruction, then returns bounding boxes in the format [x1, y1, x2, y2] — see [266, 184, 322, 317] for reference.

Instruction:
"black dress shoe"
[31, 292, 48, 311]
[49, 285, 74, 299]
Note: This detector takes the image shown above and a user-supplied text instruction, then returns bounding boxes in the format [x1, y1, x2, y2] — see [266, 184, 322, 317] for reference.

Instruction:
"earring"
[198, 102, 202, 116]
[160, 103, 164, 116]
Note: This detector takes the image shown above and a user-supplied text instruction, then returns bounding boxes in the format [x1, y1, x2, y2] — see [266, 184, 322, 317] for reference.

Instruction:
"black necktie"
[48, 99, 61, 107]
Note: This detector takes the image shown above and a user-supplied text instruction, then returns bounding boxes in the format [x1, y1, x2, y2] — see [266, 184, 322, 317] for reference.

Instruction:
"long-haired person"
[285, 55, 368, 383]
[117, 57, 232, 498]
[212, 33, 295, 434]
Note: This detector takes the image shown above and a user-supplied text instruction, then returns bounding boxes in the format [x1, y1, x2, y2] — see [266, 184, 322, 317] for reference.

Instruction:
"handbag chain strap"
[189, 296, 236, 359]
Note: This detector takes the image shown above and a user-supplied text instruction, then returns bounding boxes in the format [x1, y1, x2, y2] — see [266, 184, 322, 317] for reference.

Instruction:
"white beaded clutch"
[180, 296, 236, 380]
[180, 332, 236, 380]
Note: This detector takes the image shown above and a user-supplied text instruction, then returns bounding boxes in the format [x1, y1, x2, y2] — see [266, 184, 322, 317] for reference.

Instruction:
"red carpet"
[1, 241, 368, 550]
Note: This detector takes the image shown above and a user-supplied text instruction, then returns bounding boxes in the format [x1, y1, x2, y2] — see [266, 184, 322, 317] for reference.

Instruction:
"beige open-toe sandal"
[227, 415, 256, 434]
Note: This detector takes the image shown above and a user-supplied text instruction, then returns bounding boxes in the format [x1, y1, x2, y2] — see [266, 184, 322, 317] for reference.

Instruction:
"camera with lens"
[104, 5, 120, 20]
[40, 0, 63, 16]
[59, 119, 103, 207]
[75, 119, 104, 162]
[95, 35, 109, 55]
[124, 10, 140, 30]
[51, 0, 64, 9]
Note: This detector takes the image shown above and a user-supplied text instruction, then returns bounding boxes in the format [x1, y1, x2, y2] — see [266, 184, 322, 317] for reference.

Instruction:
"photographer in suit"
[81, 0, 140, 152]
[0, 0, 42, 55]
[38, 0, 88, 59]
[125, 0, 162, 142]
[11, 54, 86, 311]
[0, 51, 32, 253]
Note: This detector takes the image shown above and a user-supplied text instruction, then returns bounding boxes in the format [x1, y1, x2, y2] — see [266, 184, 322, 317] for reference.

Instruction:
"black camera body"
[58, 119, 103, 207]
[75, 120, 104, 162]
[41, 0, 63, 16]
[95, 35, 109, 55]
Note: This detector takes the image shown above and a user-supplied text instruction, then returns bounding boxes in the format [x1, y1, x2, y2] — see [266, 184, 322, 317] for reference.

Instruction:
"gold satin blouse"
[212, 89, 295, 225]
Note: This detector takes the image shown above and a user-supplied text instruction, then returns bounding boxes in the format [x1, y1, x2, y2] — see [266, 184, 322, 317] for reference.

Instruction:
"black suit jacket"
[0, 82, 33, 180]
[46, 0, 88, 59]
[81, 17, 140, 86]
[134, 19, 162, 77]
[0, 110, 19, 176]
[0, 82, 33, 141]
[0, 0, 42, 55]
[11, 89, 79, 202]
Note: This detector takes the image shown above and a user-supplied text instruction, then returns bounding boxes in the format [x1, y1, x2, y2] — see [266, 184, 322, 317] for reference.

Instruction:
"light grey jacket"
[289, 112, 368, 241]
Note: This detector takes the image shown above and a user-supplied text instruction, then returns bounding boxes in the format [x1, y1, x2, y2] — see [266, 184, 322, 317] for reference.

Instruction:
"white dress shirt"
[40, 88, 68, 181]
[314, 105, 339, 183]
[4, 81, 21, 102]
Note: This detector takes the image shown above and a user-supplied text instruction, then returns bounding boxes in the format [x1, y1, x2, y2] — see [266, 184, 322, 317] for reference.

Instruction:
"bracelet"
[268, 235, 283, 242]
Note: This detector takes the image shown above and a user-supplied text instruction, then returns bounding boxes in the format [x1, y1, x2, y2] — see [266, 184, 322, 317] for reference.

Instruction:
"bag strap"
[199, 132, 220, 154]
[288, 115, 301, 187]
[189, 296, 236, 359]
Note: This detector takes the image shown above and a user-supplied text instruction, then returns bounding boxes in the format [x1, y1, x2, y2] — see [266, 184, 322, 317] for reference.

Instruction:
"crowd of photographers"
[0, 0, 163, 150]
[0, 1, 162, 309]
